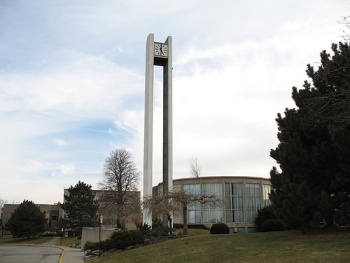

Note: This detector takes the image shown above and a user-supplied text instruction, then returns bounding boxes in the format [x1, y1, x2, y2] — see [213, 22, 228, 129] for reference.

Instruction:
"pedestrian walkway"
[42, 236, 61, 246]
[61, 246, 84, 263]
[42, 237, 84, 263]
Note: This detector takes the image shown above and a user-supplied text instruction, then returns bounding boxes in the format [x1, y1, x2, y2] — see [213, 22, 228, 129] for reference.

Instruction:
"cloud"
[0, 0, 348, 203]
[54, 138, 69, 146]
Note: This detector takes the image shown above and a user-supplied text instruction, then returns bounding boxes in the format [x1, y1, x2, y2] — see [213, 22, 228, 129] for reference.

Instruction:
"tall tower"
[143, 34, 173, 227]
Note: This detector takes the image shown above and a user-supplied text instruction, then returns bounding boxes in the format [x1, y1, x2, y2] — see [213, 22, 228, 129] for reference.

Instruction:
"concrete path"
[43, 237, 85, 263]
[61, 246, 84, 263]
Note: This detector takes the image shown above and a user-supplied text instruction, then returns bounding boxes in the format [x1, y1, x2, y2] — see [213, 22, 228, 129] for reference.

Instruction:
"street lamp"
[99, 215, 103, 257]
[61, 228, 63, 245]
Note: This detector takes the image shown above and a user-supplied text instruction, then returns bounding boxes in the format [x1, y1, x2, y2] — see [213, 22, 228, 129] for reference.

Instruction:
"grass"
[0, 236, 55, 245]
[55, 236, 81, 247]
[88, 229, 350, 263]
[0, 235, 81, 247]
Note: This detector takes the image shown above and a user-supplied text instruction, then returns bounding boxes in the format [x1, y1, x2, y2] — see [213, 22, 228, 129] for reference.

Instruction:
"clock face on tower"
[154, 43, 168, 57]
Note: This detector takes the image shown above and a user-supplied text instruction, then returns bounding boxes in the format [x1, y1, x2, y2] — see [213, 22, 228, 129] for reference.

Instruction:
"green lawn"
[0, 235, 81, 248]
[0, 236, 54, 245]
[88, 230, 350, 263]
[55, 236, 81, 247]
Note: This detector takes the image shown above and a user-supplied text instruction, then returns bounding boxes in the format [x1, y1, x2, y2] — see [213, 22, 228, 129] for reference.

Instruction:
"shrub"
[84, 230, 146, 252]
[173, 223, 183, 229]
[261, 219, 286, 232]
[84, 241, 100, 251]
[104, 230, 145, 251]
[152, 218, 163, 228]
[56, 230, 64, 237]
[151, 226, 174, 237]
[41, 233, 57, 237]
[254, 205, 277, 232]
[139, 219, 174, 237]
[138, 222, 151, 231]
[138, 222, 151, 238]
[210, 223, 229, 234]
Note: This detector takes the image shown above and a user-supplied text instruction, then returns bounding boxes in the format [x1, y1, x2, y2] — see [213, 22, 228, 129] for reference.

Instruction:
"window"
[225, 183, 244, 222]
[246, 183, 261, 223]
[203, 183, 222, 223]
[263, 184, 271, 207]
[183, 184, 201, 223]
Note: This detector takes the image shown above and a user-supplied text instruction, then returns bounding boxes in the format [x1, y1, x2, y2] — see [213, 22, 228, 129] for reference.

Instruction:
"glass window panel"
[225, 196, 231, 209]
[225, 184, 231, 195]
[226, 210, 233, 222]
[203, 183, 223, 223]
[184, 184, 201, 224]
[246, 183, 261, 223]
[263, 184, 271, 207]
[195, 211, 201, 223]
[224, 183, 243, 223]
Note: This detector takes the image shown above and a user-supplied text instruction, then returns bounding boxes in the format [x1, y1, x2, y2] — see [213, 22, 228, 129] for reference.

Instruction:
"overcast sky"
[0, 0, 348, 204]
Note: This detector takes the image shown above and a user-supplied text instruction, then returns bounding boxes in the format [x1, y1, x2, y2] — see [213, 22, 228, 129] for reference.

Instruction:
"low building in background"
[1, 189, 141, 236]
[153, 176, 271, 233]
[62, 189, 141, 230]
[1, 203, 62, 236]
[1, 178, 269, 236]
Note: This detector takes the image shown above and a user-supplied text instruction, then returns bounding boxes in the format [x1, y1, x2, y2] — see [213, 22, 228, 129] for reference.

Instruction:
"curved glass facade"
[154, 176, 271, 233]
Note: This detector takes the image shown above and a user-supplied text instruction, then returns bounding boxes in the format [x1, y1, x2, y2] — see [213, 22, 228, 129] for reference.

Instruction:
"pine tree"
[60, 181, 99, 235]
[5, 200, 47, 238]
[270, 43, 350, 231]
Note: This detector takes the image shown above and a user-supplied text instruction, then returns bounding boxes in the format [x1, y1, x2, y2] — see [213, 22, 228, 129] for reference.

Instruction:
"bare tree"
[0, 198, 7, 210]
[142, 189, 222, 235]
[189, 157, 202, 178]
[0, 198, 8, 225]
[98, 148, 140, 228]
[339, 16, 350, 42]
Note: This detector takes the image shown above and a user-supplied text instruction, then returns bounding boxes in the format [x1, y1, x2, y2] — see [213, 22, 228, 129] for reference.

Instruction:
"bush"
[84, 230, 146, 252]
[254, 205, 277, 232]
[104, 230, 145, 251]
[139, 219, 174, 237]
[152, 218, 163, 228]
[41, 233, 57, 237]
[261, 219, 286, 232]
[151, 226, 174, 237]
[138, 222, 151, 238]
[210, 223, 229, 234]
[84, 241, 100, 251]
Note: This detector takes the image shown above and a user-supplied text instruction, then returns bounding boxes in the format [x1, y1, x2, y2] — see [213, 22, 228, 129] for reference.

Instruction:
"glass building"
[154, 176, 271, 233]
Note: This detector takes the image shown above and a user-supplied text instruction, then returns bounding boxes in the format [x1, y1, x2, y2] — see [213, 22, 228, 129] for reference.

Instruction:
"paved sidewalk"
[42, 237, 84, 263]
[61, 246, 85, 263]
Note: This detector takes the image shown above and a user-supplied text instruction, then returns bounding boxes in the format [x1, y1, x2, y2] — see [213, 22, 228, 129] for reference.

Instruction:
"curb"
[57, 246, 66, 263]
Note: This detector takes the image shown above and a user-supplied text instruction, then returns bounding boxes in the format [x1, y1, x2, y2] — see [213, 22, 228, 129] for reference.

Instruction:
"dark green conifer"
[270, 43, 350, 231]
[60, 181, 99, 235]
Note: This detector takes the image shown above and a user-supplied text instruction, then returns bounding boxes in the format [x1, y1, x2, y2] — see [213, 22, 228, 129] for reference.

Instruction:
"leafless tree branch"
[189, 157, 202, 178]
[98, 148, 140, 227]
[142, 189, 222, 235]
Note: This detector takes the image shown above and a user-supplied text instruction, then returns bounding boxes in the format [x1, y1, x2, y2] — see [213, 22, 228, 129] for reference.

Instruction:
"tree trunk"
[183, 206, 188, 235]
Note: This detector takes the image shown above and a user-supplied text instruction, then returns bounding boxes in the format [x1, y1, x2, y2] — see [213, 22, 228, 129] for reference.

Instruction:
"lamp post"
[99, 215, 103, 257]
[61, 228, 63, 245]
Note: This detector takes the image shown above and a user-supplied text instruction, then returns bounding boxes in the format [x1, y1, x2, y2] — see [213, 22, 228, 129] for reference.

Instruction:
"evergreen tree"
[270, 43, 350, 231]
[5, 200, 47, 238]
[60, 181, 99, 235]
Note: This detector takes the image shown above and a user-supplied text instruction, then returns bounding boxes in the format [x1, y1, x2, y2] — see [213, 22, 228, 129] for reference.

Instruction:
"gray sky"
[0, 0, 348, 204]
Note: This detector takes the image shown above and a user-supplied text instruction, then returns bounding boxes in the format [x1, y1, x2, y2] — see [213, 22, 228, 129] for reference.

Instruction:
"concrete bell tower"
[143, 34, 173, 227]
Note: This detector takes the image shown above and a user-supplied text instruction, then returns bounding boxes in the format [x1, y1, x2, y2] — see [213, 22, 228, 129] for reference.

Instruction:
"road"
[0, 245, 62, 263]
